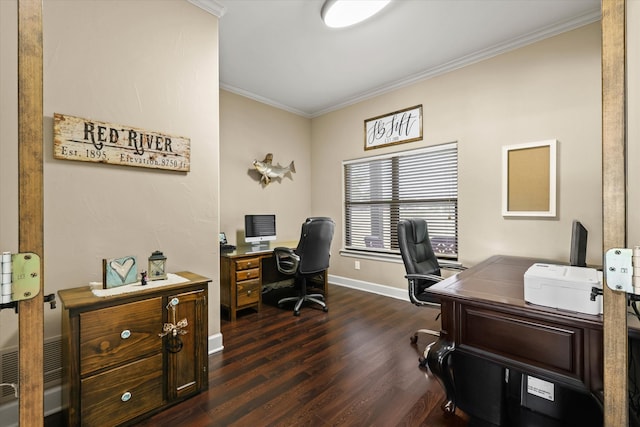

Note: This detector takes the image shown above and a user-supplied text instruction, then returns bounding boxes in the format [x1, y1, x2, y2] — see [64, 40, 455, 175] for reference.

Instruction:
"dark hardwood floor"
[135, 284, 470, 427]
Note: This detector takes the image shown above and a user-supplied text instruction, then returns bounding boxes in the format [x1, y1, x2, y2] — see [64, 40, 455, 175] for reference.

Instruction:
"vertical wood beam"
[602, 0, 627, 425]
[17, 0, 44, 425]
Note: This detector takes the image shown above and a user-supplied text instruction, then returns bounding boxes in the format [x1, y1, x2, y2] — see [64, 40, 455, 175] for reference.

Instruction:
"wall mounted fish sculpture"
[252, 153, 295, 185]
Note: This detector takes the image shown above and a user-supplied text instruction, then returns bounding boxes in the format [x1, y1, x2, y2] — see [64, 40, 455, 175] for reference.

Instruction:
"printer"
[524, 263, 603, 315]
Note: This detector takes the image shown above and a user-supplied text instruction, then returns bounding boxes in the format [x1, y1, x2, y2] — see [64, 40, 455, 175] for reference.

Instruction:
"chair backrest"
[397, 218, 441, 277]
[296, 217, 335, 275]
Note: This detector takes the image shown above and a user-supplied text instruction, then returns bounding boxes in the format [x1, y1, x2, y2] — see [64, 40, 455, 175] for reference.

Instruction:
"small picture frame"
[502, 139, 557, 217]
[103, 255, 138, 288]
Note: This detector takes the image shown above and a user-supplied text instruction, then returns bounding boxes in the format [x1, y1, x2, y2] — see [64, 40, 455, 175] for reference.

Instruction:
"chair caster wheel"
[294, 311, 300, 316]
[418, 357, 428, 369]
[323, 307, 328, 312]
[410, 335, 418, 344]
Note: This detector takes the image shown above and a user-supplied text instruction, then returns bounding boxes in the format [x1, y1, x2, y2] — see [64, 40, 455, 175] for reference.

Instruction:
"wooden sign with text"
[364, 105, 422, 150]
[53, 113, 190, 172]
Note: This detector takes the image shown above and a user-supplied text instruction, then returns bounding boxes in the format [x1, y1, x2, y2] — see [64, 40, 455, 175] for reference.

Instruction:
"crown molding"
[310, 8, 602, 117]
[220, 83, 314, 118]
[220, 7, 602, 118]
[188, 0, 226, 18]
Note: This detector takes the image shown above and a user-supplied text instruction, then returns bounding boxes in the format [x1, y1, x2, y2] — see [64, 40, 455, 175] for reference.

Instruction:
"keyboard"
[220, 244, 236, 251]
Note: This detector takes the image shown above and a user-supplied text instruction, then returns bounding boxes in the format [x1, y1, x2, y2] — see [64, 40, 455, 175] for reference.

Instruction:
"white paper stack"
[1, 252, 12, 303]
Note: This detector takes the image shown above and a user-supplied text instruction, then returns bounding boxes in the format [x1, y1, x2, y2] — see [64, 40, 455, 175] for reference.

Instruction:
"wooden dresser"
[58, 271, 210, 427]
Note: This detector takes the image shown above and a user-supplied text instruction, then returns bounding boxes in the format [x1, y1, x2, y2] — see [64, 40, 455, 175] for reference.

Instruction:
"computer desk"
[424, 255, 609, 416]
[219, 241, 328, 321]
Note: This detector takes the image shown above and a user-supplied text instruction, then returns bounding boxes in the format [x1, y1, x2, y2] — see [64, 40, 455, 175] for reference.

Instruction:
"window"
[343, 142, 459, 259]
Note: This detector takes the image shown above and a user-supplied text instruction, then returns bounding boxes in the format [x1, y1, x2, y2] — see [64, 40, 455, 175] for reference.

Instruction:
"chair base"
[278, 293, 328, 316]
[411, 328, 440, 368]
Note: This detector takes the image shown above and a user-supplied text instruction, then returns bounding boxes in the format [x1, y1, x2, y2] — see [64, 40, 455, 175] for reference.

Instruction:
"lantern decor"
[148, 250, 167, 281]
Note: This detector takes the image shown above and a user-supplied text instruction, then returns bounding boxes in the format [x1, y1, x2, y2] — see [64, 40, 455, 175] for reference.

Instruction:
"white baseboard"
[328, 274, 409, 301]
[208, 332, 224, 354]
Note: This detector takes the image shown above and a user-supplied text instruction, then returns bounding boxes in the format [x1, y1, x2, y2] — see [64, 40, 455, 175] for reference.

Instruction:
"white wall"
[0, 0, 220, 350]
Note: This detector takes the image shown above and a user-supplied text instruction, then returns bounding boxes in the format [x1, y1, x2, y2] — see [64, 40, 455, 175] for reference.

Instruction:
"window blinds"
[343, 142, 458, 258]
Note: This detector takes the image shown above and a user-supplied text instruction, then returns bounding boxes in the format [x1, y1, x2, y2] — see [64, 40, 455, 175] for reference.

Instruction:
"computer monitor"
[244, 214, 276, 248]
[570, 220, 588, 267]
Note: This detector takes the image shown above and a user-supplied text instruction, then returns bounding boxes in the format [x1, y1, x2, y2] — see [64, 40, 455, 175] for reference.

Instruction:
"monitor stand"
[249, 242, 269, 252]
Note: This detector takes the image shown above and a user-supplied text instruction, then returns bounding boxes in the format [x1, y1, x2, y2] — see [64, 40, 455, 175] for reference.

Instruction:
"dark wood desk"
[425, 255, 605, 416]
[220, 241, 328, 320]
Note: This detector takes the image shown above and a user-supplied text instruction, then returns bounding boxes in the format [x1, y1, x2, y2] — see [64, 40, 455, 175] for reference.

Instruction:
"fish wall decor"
[252, 153, 295, 185]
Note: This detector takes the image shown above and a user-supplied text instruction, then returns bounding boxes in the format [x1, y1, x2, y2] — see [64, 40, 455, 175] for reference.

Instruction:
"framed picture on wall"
[364, 105, 422, 150]
[502, 139, 557, 217]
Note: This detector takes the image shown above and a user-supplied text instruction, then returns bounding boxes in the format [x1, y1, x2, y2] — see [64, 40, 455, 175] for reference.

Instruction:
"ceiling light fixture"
[321, 0, 391, 29]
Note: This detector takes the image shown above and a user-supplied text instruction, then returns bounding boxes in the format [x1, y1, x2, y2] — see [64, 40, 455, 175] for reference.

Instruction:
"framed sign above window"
[364, 105, 422, 150]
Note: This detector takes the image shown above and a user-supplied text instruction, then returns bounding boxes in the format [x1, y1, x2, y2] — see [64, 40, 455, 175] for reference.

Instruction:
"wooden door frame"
[17, 0, 44, 425]
[602, 0, 627, 425]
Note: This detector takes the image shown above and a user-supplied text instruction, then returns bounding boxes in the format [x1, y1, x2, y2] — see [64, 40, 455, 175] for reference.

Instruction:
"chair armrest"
[406, 273, 442, 307]
[274, 247, 300, 275]
[445, 265, 467, 271]
[437, 261, 467, 271]
[405, 273, 444, 283]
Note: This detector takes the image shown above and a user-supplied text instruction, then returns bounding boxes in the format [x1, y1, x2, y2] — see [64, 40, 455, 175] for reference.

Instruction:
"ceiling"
[212, 0, 601, 118]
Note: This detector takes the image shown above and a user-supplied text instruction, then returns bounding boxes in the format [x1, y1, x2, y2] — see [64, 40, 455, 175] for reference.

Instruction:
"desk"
[219, 241, 328, 320]
[425, 255, 605, 417]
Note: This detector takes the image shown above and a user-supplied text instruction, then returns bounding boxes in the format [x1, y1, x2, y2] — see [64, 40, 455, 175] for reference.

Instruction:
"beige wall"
[219, 90, 312, 244]
[221, 24, 602, 295]
[310, 23, 602, 291]
[0, 0, 220, 350]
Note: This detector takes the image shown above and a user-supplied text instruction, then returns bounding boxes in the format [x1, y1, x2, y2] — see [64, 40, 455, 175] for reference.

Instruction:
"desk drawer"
[80, 297, 163, 376]
[237, 279, 260, 306]
[236, 268, 259, 281]
[459, 306, 581, 378]
[81, 353, 163, 426]
[236, 258, 260, 270]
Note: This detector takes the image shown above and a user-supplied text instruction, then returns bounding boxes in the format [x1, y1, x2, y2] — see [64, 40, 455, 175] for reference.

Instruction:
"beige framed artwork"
[502, 139, 557, 217]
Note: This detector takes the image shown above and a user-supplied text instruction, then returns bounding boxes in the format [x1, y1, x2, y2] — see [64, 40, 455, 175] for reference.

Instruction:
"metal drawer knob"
[247, 290, 252, 295]
[120, 330, 131, 339]
[121, 391, 132, 402]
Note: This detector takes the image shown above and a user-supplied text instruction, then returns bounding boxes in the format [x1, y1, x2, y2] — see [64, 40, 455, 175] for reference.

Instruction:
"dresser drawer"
[235, 258, 260, 270]
[81, 353, 164, 427]
[80, 297, 163, 376]
[237, 279, 260, 306]
[235, 268, 259, 281]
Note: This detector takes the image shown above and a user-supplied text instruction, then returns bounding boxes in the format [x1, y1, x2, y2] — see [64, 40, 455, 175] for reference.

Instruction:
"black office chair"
[274, 217, 335, 316]
[397, 218, 464, 367]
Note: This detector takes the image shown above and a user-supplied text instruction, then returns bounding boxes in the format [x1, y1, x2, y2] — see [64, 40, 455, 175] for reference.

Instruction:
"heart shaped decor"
[110, 256, 136, 283]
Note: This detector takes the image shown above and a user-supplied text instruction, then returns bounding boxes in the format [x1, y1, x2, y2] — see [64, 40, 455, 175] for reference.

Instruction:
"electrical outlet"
[354, 260, 360, 270]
